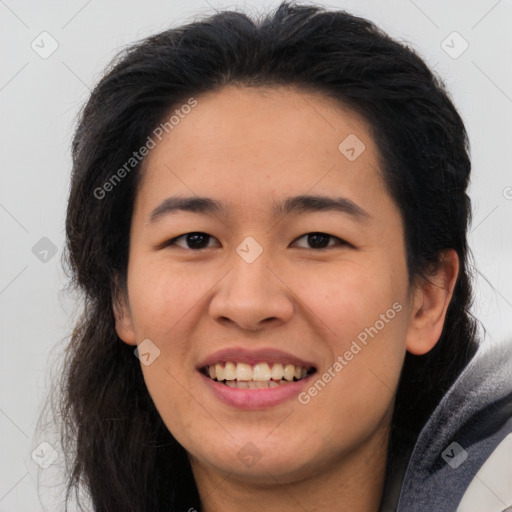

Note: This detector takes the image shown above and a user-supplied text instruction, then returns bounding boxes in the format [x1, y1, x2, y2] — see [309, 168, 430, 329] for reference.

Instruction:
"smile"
[201, 361, 316, 389]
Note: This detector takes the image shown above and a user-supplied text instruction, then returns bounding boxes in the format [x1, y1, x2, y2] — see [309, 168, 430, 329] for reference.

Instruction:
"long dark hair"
[43, 2, 478, 510]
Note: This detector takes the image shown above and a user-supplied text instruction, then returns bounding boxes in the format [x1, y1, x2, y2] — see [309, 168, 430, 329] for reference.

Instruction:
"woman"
[48, 2, 512, 511]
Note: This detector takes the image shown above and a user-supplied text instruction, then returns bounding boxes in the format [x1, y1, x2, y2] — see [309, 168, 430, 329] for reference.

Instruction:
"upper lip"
[197, 347, 317, 370]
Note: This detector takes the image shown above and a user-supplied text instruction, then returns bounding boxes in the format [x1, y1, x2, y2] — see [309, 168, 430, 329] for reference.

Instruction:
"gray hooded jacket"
[381, 338, 512, 512]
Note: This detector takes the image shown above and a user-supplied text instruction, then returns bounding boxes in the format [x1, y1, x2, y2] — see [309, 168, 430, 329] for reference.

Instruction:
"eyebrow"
[149, 194, 370, 223]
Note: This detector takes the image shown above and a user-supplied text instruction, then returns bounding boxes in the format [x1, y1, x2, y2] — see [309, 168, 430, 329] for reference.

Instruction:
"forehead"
[149, 84, 375, 158]
[135, 84, 389, 221]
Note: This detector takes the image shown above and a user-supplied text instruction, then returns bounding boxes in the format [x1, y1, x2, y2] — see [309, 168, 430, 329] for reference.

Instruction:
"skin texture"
[114, 85, 459, 512]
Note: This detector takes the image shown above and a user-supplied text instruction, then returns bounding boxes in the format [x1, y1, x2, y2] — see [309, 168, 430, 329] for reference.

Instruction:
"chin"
[187, 430, 329, 485]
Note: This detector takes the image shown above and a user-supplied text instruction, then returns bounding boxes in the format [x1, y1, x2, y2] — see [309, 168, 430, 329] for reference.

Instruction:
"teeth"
[271, 363, 284, 380]
[224, 361, 236, 381]
[222, 379, 289, 389]
[253, 363, 271, 381]
[236, 363, 253, 381]
[283, 364, 295, 381]
[205, 361, 313, 385]
[215, 363, 224, 381]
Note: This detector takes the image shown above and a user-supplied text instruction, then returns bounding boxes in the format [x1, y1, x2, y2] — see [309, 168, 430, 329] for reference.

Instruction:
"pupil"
[308, 233, 329, 248]
[185, 233, 330, 249]
[187, 232, 209, 249]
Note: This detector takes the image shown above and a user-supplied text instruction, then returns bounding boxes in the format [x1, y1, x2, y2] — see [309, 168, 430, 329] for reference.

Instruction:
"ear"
[112, 276, 137, 346]
[405, 249, 459, 356]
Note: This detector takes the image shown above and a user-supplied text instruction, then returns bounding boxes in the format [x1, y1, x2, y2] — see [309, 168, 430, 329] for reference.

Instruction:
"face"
[114, 85, 453, 487]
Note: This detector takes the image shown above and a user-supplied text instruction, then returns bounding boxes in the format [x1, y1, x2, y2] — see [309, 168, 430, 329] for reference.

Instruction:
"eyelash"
[161, 231, 352, 251]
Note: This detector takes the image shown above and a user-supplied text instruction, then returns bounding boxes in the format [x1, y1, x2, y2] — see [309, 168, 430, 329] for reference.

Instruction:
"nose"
[208, 248, 295, 331]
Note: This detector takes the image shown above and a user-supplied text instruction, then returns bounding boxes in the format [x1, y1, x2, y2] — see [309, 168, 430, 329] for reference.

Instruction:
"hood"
[390, 337, 512, 512]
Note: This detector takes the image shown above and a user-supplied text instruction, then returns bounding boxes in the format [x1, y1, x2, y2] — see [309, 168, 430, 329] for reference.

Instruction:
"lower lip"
[199, 372, 314, 410]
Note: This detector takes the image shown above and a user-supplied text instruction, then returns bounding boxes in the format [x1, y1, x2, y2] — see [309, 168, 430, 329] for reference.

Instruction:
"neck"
[191, 422, 390, 512]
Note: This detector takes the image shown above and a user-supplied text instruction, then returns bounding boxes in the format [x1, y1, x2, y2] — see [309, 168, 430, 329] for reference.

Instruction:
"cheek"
[297, 309, 407, 453]
[288, 255, 407, 341]
[125, 260, 205, 434]
[127, 258, 207, 339]
[291, 258, 408, 422]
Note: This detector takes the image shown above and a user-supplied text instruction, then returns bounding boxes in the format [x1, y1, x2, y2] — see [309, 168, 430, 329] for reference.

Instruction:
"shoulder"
[395, 338, 512, 512]
[457, 431, 512, 512]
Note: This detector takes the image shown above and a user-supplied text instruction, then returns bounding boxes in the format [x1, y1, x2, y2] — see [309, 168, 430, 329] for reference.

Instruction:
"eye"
[292, 232, 351, 250]
[159, 231, 351, 251]
[164, 232, 219, 250]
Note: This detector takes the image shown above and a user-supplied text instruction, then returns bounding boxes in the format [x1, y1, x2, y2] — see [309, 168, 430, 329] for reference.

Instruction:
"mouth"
[197, 347, 318, 409]
[200, 361, 317, 389]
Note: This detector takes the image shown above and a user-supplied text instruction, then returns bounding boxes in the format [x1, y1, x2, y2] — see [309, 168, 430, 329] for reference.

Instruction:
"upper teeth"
[207, 362, 311, 382]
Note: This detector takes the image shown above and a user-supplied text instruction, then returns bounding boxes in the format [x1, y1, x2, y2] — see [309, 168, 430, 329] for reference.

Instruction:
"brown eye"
[166, 232, 219, 250]
[292, 232, 350, 250]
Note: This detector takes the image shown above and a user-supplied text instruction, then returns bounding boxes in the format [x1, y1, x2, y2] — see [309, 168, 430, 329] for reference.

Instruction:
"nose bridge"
[209, 235, 294, 328]
[238, 247, 270, 284]
[229, 235, 276, 300]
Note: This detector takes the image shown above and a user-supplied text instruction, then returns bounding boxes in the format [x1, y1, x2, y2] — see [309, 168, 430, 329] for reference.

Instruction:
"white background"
[1, 0, 511, 510]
